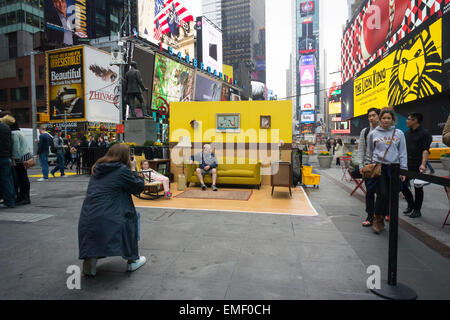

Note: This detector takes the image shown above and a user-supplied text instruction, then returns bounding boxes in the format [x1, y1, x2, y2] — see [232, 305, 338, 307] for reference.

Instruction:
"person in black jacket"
[78, 144, 146, 276]
[0, 113, 15, 208]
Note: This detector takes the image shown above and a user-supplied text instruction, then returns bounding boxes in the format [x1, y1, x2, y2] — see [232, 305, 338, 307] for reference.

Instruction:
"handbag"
[362, 129, 396, 179]
[21, 153, 35, 170]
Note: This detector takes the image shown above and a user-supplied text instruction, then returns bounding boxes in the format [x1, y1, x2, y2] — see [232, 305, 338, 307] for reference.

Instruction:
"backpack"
[49, 135, 57, 153]
[364, 127, 370, 145]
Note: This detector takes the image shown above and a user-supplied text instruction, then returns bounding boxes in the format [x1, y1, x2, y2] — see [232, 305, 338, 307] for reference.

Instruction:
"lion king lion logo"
[388, 26, 442, 106]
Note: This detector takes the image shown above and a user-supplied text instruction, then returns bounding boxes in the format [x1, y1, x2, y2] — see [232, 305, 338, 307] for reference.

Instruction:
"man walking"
[51, 130, 67, 178]
[37, 127, 53, 182]
[402, 113, 432, 218]
[358, 108, 380, 227]
[0, 114, 15, 208]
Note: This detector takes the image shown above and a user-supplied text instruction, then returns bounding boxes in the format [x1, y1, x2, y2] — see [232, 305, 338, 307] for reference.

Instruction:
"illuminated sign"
[300, 1, 315, 17]
[301, 110, 315, 123]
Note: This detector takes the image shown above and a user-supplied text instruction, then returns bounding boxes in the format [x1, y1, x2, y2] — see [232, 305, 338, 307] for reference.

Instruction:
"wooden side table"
[271, 161, 293, 196]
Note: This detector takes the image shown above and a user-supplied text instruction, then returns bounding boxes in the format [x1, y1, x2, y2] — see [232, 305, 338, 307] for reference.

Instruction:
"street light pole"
[30, 52, 38, 155]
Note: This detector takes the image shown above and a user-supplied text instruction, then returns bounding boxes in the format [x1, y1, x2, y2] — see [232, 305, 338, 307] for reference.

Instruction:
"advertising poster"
[221, 84, 230, 101]
[328, 101, 342, 115]
[152, 54, 195, 110]
[84, 46, 120, 124]
[301, 111, 315, 124]
[353, 18, 444, 117]
[194, 74, 222, 101]
[301, 86, 315, 111]
[300, 1, 315, 17]
[44, 0, 89, 47]
[298, 36, 316, 54]
[47, 46, 85, 122]
[197, 17, 223, 74]
[139, 0, 195, 57]
[341, 0, 444, 83]
[300, 64, 315, 86]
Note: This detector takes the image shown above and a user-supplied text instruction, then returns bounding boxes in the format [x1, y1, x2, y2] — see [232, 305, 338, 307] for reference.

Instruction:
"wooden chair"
[271, 161, 293, 196]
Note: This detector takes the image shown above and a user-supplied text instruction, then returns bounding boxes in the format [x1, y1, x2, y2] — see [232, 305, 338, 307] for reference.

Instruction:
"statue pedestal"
[124, 118, 157, 145]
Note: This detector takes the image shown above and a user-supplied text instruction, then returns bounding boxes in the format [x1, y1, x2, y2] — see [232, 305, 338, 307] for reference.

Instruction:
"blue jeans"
[136, 211, 141, 241]
[52, 152, 65, 176]
[39, 153, 49, 179]
[0, 157, 16, 207]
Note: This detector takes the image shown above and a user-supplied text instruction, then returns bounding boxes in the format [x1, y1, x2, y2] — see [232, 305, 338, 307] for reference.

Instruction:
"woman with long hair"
[78, 144, 146, 276]
[335, 138, 344, 166]
[367, 107, 407, 234]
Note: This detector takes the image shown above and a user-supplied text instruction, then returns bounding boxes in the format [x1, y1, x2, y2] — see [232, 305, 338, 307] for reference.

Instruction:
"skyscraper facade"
[222, 0, 266, 84]
[294, 0, 320, 135]
[202, 0, 222, 30]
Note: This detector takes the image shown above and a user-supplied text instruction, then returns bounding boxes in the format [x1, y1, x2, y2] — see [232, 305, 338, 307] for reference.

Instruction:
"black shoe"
[409, 210, 422, 218]
[201, 184, 207, 190]
[403, 206, 414, 215]
[16, 198, 30, 206]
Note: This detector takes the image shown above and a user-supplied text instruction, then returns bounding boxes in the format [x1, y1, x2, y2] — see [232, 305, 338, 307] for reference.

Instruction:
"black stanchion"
[370, 163, 417, 300]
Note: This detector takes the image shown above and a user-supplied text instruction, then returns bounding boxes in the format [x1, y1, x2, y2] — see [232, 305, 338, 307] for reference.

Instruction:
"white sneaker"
[37, 178, 48, 182]
[61, 175, 68, 178]
[83, 258, 97, 276]
[127, 256, 146, 272]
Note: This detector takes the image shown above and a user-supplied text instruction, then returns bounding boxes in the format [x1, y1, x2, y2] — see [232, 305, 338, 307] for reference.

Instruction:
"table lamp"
[175, 136, 192, 190]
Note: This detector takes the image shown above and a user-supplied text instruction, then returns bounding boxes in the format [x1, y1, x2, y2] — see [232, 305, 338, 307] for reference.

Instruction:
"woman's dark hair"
[379, 107, 397, 124]
[337, 139, 343, 145]
[91, 144, 131, 175]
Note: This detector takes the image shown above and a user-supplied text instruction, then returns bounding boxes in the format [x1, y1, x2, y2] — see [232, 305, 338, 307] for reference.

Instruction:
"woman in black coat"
[78, 144, 145, 276]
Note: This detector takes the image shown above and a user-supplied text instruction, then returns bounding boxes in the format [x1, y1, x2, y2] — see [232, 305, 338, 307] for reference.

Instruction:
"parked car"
[20, 128, 57, 165]
[429, 142, 450, 160]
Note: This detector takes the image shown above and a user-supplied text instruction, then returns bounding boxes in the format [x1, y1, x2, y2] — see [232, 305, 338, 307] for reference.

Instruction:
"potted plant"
[302, 151, 310, 165]
[318, 151, 333, 168]
[441, 153, 450, 171]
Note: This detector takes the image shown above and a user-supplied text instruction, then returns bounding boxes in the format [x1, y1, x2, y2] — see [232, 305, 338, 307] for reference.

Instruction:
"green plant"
[302, 151, 309, 155]
[319, 151, 330, 156]
[143, 140, 155, 147]
[109, 140, 119, 146]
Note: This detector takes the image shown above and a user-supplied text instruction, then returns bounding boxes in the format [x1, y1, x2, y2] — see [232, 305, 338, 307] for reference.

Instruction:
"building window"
[7, 32, 17, 59]
[39, 65, 45, 80]
[36, 85, 44, 100]
[0, 89, 7, 102]
[10, 87, 29, 102]
[18, 68, 23, 82]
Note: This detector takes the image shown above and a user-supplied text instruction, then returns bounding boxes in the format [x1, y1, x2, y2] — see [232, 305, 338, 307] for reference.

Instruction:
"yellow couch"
[185, 161, 262, 189]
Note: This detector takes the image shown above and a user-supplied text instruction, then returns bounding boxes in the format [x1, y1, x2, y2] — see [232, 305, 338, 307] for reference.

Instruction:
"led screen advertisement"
[44, 0, 89, 47]
[300, 1, 315, 17]
[47, 46, 85, 122]
[194, 74, 222, 101]
[301, 86, 315, 111]
[152, 54, 195, 111]
[138, 0, 195, 58]
[301, 111, 315, 124]
[196, 17, 223, 74]
[353, 18, 444, 118]
[329, 101, 342, 115]
[300, 64, 315, 86]
[341, 0, 445, 83]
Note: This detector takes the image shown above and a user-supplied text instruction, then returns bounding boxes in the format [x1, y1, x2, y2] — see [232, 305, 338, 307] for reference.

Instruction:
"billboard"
[221, 85, 230, 101]
[196, 17, 223, 74]
[301, 55, 314, 66]
[299, 36, 316, 54]
[152, 54, 195, 110]
[138, 0, 195, 58]
[44, 0, 89, 47]
[84, 46, 120, 124]
[301, 86, 315, 111]
[300, 64, 315, 86]
[301, 111, 315, 124]
[47, 46, 85, 122]
[194, 74, 222, 101]
[353, 18, 444, 117]
[341, 0, 445, 83]
[300, 1, 315, 17]
[329, 101, 342, 115]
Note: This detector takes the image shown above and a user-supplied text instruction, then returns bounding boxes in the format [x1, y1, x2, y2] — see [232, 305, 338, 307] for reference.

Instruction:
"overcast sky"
[184, 0, 349, 98]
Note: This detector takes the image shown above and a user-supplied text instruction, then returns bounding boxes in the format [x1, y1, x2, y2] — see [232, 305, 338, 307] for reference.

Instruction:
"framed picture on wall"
[260, 115, 271, 129]
[216, 113, 241, 132]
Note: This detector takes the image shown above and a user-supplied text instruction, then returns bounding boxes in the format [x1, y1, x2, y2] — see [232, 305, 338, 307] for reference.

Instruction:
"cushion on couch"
[218, 169, 255, 177]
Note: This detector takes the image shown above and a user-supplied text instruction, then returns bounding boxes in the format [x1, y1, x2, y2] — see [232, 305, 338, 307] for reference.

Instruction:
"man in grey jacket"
[190, 144, 219, 191]
[357, 108, 380, 227]
[51, 130, 67, 178]
[124, 61, 148, 118]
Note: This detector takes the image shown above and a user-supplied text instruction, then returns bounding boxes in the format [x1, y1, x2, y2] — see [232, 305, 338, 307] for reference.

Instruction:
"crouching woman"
[78, 144, 146, 276]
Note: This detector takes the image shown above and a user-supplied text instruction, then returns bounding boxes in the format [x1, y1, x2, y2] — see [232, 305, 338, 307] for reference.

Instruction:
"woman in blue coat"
[78, 144, 145, 276]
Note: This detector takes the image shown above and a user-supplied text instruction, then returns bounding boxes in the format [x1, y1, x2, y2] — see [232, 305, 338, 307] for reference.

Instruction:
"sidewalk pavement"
[0, 165, 449, 300]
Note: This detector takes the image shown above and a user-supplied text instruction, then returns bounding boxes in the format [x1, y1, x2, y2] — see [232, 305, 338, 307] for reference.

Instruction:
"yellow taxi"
[429, 142, 450, 160]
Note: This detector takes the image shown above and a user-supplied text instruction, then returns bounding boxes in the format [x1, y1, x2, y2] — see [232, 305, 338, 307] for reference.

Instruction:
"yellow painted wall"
[222, 64, 233, 80]
[170, 100, 292, 145]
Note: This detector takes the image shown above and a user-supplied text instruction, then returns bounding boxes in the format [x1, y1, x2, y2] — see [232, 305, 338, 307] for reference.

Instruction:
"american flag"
[154, 0, 194, 38]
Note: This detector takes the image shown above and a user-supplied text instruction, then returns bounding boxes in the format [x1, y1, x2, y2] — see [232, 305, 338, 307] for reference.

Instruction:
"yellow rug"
[134, 183, 318, 216]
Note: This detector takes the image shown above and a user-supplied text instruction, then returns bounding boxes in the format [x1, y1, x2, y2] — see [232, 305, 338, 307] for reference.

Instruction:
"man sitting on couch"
[190, 144, 218, 191]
